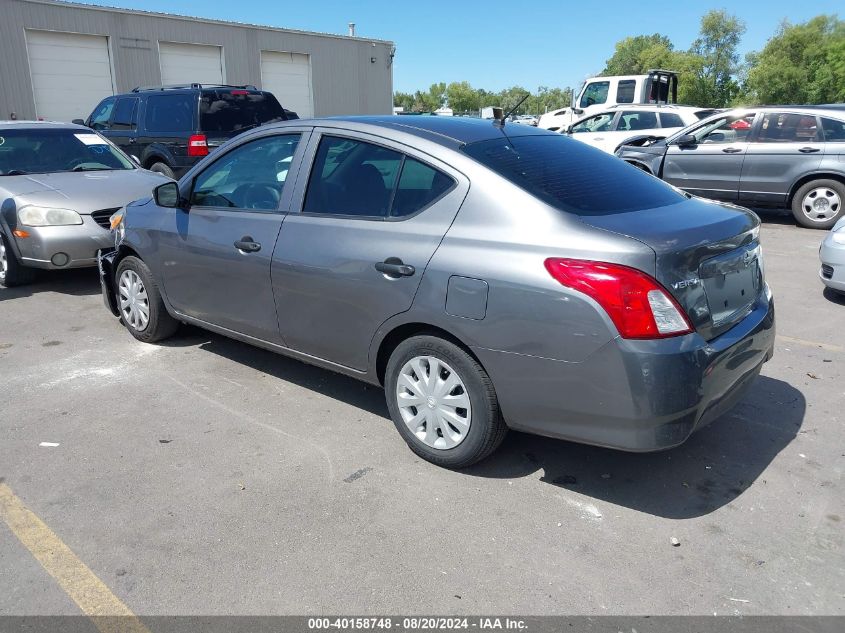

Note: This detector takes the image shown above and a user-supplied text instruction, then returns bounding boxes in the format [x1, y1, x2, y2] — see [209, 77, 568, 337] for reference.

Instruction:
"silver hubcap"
[0, 240, 7, 281]
[802, 187, 841, 222]
[395, 356, 472, 450]
[118, 270, 150, 331]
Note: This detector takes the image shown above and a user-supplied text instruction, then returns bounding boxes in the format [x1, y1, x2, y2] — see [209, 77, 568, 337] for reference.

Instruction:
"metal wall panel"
[0, 0, 394, 121]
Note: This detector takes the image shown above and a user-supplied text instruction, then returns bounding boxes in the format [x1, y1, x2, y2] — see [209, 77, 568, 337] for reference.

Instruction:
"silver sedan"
[820, 217, 845, 294]
[0, 121, 169, 287]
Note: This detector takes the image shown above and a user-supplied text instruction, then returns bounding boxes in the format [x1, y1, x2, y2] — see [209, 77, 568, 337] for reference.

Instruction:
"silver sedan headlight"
[18, 205, 83, 227]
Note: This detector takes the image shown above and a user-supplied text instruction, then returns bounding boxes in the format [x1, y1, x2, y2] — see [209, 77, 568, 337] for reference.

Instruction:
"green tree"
[445, 81, 480, 114]
[686, 10, 746, 106]
[393, 91, 415, 111]
[603, 34, 675, 75]
[743, 15, 845, 104]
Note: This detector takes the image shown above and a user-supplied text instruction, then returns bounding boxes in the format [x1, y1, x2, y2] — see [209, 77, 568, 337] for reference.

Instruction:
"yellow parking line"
[0, 483, 151, 633]
[777, 335, 844, 353]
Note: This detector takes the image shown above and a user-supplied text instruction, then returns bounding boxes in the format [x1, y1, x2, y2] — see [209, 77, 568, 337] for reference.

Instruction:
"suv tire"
[149, 162, 176, 179]
[115, 256, 179, 343]
[791, 179, 844, 229]
[384, 335, 507, 469]
[0, 232, 37, 288]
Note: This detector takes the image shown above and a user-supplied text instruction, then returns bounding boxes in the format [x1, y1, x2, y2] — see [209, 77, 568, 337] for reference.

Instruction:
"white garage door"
[159, 42, 224, 86]
[25, 30, 114, 122]
[260, 51, 313, 118]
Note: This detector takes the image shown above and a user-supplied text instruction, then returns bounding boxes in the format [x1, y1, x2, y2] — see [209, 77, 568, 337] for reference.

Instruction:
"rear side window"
[462, 134, 684, 216]
[618, 111, 658, 131]
[821, 117, 845, 142]
[111, 98, 139, 131]
[616, 80, 636, 104]
[304, 136, 454, 218]
[200, 91, 286, 133]
[144, 94, 195, 133]
[757, 113, 819, 143]
[659, 113, 685, 128]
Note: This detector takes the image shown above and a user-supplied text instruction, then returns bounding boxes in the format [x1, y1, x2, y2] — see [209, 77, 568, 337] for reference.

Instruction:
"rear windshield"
[462, 134, 684, 215]
[200, 91, 286, 133]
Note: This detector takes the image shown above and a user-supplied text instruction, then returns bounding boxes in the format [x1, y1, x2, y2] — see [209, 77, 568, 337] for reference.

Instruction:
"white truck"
[538, 69, 678, 131]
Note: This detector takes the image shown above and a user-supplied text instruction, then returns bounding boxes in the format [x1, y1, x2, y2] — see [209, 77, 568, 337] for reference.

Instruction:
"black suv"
[77, 84, 297, 178]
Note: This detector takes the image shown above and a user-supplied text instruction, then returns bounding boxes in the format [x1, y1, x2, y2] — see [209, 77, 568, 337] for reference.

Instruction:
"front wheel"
[0, 232, 37, 288]
[791, 179, 844, 229]
[114, 256, 178, 343]
[384, 335, 507, 469]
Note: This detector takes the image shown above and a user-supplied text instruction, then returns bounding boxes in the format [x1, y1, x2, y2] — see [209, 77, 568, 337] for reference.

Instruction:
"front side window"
[616, 80, 636, 104]
[0, 128, 134, 175]
[89, 98, 115, 130]
[682, 113, 756, 145]
[757, 113, 819, 143]
[304, 136, 454, 218]
[579, 81, 610, 109]
[659, 113, 685, 128]
[571, 113, 614, 134]
[144, 94, 195, 133]
[191, 134, 301, 210]
[617, 111, 658, 132]
[111, 98, 139, 131]
[821, 117, 845, 142]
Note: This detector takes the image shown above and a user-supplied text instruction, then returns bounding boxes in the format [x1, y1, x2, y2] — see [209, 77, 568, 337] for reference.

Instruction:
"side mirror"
[674, 133, 697, 147]
[72, 119, 86, 126]
[153, 182, 184, 209]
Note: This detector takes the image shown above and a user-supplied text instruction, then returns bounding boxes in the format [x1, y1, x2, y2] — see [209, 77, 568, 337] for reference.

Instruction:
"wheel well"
[625, 160, 652, 174]
[144, 156, 166, 169]
[114, 244, 141, 269]
[375, 323, 483, 386]
[788, 173, 845, 206]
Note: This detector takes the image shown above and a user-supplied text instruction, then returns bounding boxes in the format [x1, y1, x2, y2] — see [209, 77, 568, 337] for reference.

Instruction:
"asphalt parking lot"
[1, 213, 843, 617]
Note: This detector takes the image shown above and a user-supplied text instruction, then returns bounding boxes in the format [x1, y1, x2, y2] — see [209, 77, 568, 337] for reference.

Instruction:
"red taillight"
[230, 89, 249, 95]
[544, 258, 693, 339]
[187, 134, 209, 157]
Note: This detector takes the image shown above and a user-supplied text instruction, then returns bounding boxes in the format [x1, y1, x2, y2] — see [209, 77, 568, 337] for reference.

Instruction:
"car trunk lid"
[579, 197, 763, 340]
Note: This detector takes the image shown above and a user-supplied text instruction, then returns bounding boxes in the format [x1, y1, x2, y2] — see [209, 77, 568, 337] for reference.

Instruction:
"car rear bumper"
[820, 238, 845, 292]
[474, 287, 776, 452]
[14, 216, 114, 270]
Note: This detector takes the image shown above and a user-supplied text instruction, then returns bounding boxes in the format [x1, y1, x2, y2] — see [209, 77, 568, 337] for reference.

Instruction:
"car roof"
[0, 120, 88, 130]
[300, 115, 552, 149]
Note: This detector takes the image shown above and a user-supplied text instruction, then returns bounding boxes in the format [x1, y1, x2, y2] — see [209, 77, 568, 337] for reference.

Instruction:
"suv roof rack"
[130, 84, 258, 92]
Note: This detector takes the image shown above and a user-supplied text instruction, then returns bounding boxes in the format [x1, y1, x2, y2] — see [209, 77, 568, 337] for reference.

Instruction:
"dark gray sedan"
[100, 116, 775, 468]
[616, 106, 845, 229]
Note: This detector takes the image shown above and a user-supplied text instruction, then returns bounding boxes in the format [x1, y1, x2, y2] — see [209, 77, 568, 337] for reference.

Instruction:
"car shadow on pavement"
[465, 375, 805, 520]
[0, 268, 101, 302]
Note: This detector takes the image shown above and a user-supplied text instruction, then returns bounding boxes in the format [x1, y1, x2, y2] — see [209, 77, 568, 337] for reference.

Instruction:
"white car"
[563, 105, 717, 154]
[820, 216, 845, 295]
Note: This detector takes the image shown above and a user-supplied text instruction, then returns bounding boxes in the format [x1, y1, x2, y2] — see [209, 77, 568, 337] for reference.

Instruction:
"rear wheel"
[384, 335, 507, 469]
[115, 256, 178, 343]
[0, 233, 36, 288]
[791, 179, 844, 229]
[149, 161, 175, 179]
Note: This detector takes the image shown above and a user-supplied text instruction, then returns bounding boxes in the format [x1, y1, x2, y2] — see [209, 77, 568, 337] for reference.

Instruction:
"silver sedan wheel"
[0, 240, 7, 282]
[801, 187, 842, 223]
[118, 269, 150, 331]
[395, 356, 472, 450]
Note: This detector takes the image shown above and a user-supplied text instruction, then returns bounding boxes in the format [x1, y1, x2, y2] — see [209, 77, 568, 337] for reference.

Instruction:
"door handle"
[375, 258, 415, 277]
[798, 147, 820, 153]
[722, 147, 743, 154]
[234, 236, 261, 253]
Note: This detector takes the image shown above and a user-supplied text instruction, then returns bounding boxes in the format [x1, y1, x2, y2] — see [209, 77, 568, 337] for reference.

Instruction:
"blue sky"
[82, 0, 842, 93]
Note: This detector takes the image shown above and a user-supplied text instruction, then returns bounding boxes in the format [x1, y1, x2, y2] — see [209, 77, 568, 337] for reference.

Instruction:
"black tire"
[0, 232, 37, 288]
[791, 179, 845, 229]
[384, 335, 507, 469]
[148, 161, 176, 179]
[114, 256, 178, 343]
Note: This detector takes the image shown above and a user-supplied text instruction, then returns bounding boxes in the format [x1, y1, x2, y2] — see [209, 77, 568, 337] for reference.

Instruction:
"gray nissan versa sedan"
[0, 121, 170, 287]
[99, 116, 775, 468]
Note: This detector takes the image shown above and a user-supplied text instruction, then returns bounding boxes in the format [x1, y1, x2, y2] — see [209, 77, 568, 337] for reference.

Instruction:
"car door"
[662, 112, 758, 202]
[739, 112, 825, 206]
[107, 96, 140, 157]
[568, 112, 618, 151]
[271, 130, 468, 371]
[157, 130, 308, 343]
